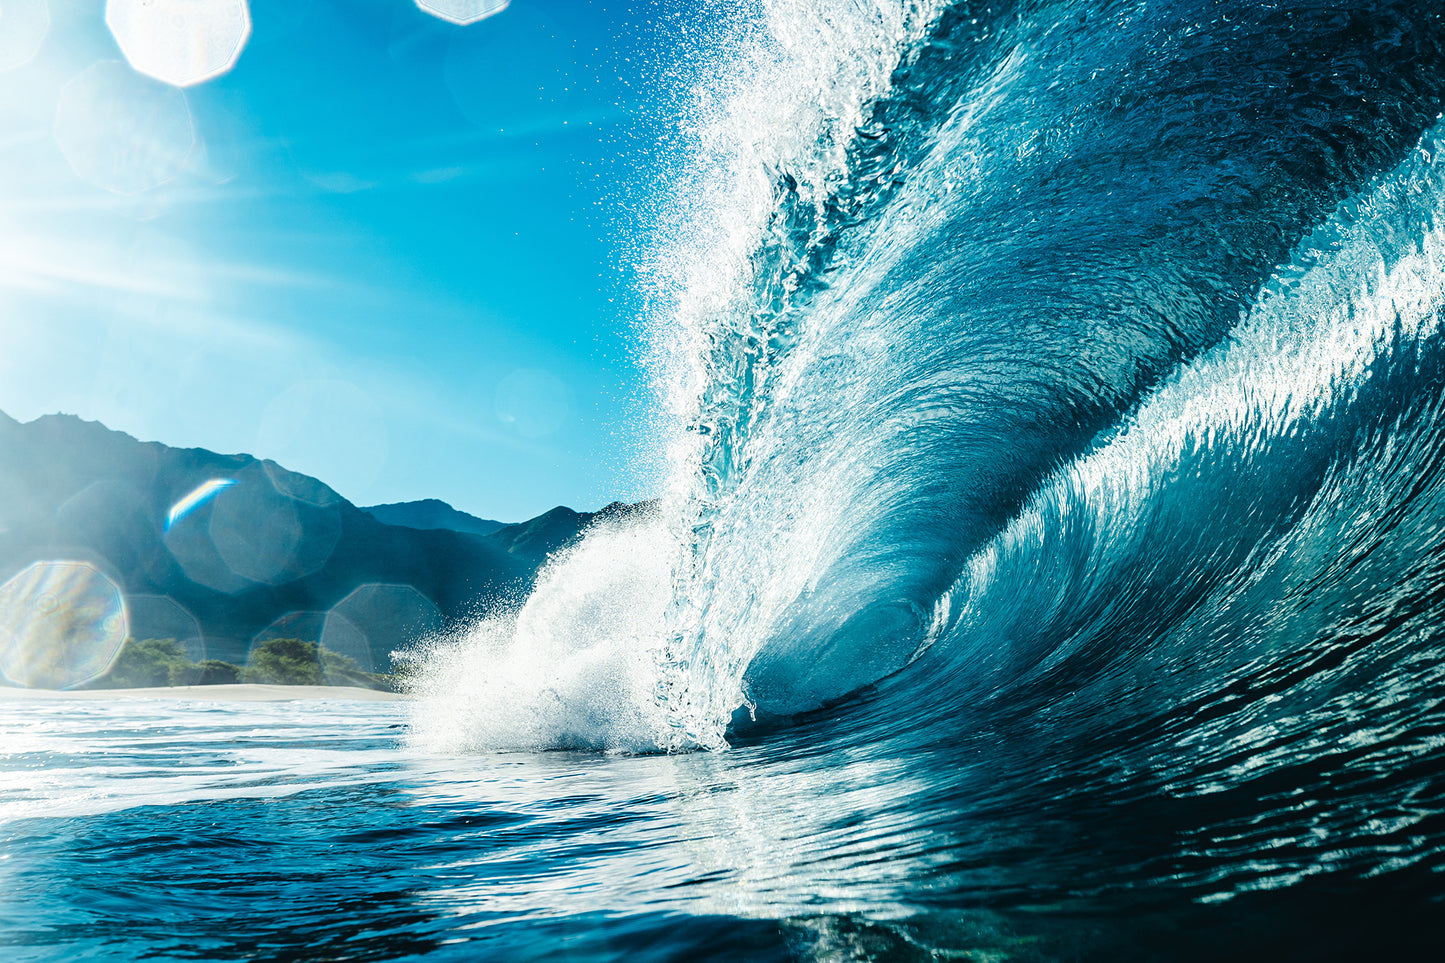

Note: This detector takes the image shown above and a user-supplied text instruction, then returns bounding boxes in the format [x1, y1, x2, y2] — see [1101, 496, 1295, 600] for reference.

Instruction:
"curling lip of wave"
[651, 0, 1445, 734]
[410, 0, 1445, 757]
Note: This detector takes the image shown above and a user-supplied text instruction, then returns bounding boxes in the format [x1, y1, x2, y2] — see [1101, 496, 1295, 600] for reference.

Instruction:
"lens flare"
[162, 464, 342, 594]
[126, 594, 207, 663]
[416, 0, 509, 26]
[0, 0, 49, 72]
[53, 60, 195, 195]
[166, 478, 235, 530]
[323, 584, 441, 676]
[0, 561, 127, 689]
[105, 0, 251, 88]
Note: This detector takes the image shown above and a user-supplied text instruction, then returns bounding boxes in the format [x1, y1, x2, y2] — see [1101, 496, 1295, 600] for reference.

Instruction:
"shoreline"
[0, 683, 410, 702]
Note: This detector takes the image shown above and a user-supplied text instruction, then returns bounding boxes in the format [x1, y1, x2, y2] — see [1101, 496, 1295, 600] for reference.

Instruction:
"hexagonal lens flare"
[416, 0, 509, 26]
[126, 594, 207, 663]
[0, 561, 127, 689]
[105, 0, 251, 88]
[54, 60, 195, 195]
[323, 584, 442, 675]
[163, 465, 341, 593]
[0, 0, 50, 72]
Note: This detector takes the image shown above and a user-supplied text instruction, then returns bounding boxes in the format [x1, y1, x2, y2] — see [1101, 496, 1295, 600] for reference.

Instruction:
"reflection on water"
[1, 696, 1441, 960]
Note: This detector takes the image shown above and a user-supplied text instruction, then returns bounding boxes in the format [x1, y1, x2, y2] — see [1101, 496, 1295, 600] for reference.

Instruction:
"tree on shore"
[175, 660, 242, 685]
[92, 638, 190, 688]
[242, 637, 396, 691]
[82, 636, 392, 690]
[87, 638, 241, 689]
[242, 637, 323, 685]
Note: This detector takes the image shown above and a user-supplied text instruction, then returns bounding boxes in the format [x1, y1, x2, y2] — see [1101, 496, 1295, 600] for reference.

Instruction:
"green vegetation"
[86, 637, 394, 691]
[90, 638, 217, 689]
[243, 637, 396, 691]
[242, 636, 323, 685]
[176, 660, 242, 685]
[319, 647, 393, 691]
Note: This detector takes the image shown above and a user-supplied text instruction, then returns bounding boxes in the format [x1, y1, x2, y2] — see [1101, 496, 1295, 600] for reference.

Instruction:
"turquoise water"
[7, 0, 1445, 958]
[5, 690, 1443, 961]
[2, 696, 1049, 961]
[1, 697, 805, 961]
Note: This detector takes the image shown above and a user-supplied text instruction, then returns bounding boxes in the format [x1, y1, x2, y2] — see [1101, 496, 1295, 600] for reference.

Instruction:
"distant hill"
[0, 411, 648, 686]
[487, 501, 656, 565]
[361, 498, 505, 537]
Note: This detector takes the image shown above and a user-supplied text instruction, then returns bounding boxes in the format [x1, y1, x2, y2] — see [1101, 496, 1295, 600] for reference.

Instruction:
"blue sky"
[0, 0, 724, 521]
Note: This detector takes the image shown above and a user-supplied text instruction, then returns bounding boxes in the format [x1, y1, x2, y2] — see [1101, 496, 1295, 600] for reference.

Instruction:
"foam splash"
[409, 0, 941, 753]
[405, 512, 677, 754]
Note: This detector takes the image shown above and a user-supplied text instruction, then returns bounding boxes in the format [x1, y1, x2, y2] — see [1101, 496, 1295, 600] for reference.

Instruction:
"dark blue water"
[7, 0, 1445, 958]
[0, 698, 809, 962]
[4, 683, 1441, 961]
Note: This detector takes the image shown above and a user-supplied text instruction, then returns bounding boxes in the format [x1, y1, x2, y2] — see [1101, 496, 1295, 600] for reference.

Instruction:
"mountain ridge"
[360, 498, 505, 537]
[0, 411, 644, 685]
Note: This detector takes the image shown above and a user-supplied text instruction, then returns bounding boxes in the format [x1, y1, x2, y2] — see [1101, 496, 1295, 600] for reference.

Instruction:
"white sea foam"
[642, 0, 942, 464]
[406, 514, 675, 754]
[414, 1, 942, 752]
[639, 0, 946, 746]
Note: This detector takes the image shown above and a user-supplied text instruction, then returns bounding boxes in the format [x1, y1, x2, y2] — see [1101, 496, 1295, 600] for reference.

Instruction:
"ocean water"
[8, 0, 1445, 958]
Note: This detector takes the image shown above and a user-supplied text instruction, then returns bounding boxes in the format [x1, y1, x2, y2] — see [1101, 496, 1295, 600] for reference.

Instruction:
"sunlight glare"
[105, 0, 252, 88]
[53, 60, 195, 195]
[416, 0, 509, 26]
[0, 0, 50, 72]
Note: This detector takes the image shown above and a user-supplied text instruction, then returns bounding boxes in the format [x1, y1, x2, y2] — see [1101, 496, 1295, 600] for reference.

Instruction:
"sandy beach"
[0, 684, 409, 702]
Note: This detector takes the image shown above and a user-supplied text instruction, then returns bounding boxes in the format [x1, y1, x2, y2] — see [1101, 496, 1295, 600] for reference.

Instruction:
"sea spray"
[411, 0, 945, 752]
[405, 511, 676, 754]
[410, 0, 1445, 756]
[644, 0, 946, 747]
